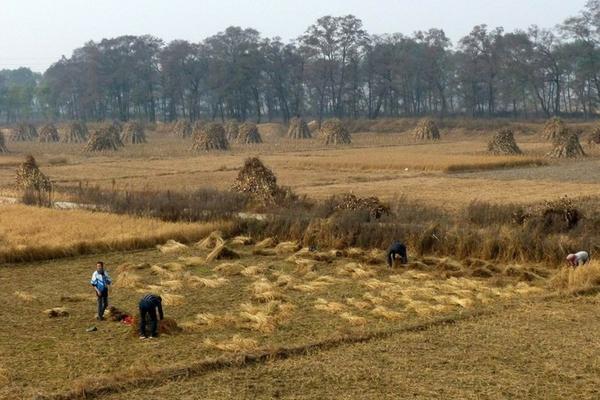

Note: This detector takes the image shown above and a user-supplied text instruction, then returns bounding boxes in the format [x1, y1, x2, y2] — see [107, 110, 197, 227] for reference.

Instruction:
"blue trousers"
[97, 289, 108, 318]
[139, 305, 158, 337]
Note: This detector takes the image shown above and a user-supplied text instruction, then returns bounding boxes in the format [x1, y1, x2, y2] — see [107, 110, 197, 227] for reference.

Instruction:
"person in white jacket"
[90, 261, 112, 320]
[566, 251, 590, 267]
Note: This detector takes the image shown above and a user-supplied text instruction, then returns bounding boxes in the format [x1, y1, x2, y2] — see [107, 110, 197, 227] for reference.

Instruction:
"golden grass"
[13, 291, 35, 302]
[203, 335, 259, 353]
[550, 261, 600, 295]
[0, 204, 230, 263]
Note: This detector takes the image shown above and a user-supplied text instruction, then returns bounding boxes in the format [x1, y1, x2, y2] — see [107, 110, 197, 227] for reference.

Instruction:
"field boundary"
[35, 307, 500, 400]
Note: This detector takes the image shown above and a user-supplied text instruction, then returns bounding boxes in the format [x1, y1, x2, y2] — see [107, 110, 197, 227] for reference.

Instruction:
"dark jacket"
[387, 242, 407, 266]
[139, 294, 164, 319]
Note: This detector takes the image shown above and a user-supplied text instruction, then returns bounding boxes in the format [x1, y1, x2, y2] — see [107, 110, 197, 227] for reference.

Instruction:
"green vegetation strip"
[36, 308, 495, 400]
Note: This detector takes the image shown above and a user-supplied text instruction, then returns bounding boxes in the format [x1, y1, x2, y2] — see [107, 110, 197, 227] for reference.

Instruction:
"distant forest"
[2, 2, 600, 123]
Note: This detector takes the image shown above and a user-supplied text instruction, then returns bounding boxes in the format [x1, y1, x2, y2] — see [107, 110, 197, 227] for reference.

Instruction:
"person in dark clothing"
[386, 242, 408, 267]
[139, 294, 164, 339]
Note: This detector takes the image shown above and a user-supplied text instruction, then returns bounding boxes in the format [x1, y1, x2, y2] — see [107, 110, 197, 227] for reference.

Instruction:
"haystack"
[61, 121, 88, 143]
[487, 129, 522, 155]
[83, 130, 119, 152]
[224, 120, 240, 141]
[237, 122, 262, 144]
[38, 123, 60, 142]
[173, 120, 193, 138]
[287, 117, 311, 139]
[121, 121, 147, 144]
[321, 118, 351, 145]
[588, 128, 600, 146]
[257, 123, 286, 141]
[10, 123, 37, 141]
[414, 118, 440, 140]
[232, 157, 283, 204]
[16, 155, 51, 192]
[334, 193, 390, 219]
[0, 132, 8, 153]
[542, 117, 567, 142]
[307, 120, 319, 133]
[191, 123, 229, 152]
[547, 131, 585, 158]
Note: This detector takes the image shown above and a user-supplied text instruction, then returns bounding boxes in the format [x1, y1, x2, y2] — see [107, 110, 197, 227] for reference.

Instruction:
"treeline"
[2, 1, 600, 123]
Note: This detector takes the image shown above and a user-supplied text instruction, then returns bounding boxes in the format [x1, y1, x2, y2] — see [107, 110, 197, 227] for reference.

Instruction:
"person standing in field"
[566, 251, 589, 267]
[387, 241, 408, 267]
[90, 261, 112, 320]
[138, 294, 164, 339]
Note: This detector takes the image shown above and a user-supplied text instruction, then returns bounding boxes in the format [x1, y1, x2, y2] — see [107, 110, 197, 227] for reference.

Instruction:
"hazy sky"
[0, 0, 588, 72]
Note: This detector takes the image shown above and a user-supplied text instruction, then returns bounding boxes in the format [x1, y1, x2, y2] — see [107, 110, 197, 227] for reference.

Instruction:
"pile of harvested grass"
[173, 120, 193, 138]
[105, 305, 129, 321]
[15, 155, 51, 192]
[488, 129, 521, 155]
[236, 122, 262, 144]
[255, 237, 277, 249]
[10, 123, 37, 141]
[121, 121, 147, 144]
[14, 291, 35, 302]
[197, 231, 225, 250]
[188, 275, 229, 288]
[251, 278, 285, 302]
[414, 118, 440, 140]
[0, 132, 7, 153]
[542, 117, 567, 141]
[550, 261, 600, 295]
[206, 244, 239, 262]
[256, 123, 286, 140]
[114, 270, 143, 288]
[314, 298, 346, 313]
[287, 117, 311, 139]
[44, 307, 69, 318]
[547, 131, 585, 158]
[156, 240, 188, 253]
[241, 264, 268, 277]
[161, 293, 185, 306]
[307, 120, 319, 133]
[339, 312, 367, 326]
[61, 121, 88, 143]
[371, 305, 403, 320]
[275, 241, 301, 254]
[38, 123, 60, 142]
[321, 118, 351, 145]
[191, 123, 229, 151]
[336, 263, 377, 279]
[231, 235, 254, 246]
[588, 128, 600, 146]
[232, 157, 286, 205]
[333, 193, 390, 219]
[239, 301, 295, 333]
[224, 120, 240, 141]
[204, 335, 259, 352]
[83, 128, 121, 152]
[130, 317, 182, 336]
[214, 262, 245, 276]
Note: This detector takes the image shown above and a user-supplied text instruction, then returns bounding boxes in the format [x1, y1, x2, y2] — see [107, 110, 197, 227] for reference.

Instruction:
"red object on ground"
[121, 315, 133, 325]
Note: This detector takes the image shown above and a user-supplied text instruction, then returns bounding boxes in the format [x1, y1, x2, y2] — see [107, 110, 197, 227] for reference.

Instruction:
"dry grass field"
[2, 120, 600, 399]
[1, 123, 599, 208]
[0, 233, 555, 399]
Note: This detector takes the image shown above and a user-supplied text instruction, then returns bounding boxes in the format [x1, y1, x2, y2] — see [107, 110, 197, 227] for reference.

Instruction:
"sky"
[0, 0, 588, 73]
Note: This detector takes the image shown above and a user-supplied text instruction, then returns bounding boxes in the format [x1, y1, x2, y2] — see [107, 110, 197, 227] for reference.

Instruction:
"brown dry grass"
[0, 204, 230, 263]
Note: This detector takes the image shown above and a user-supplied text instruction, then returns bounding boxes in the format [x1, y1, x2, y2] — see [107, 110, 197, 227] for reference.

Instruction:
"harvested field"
[0, 242, 552, 398]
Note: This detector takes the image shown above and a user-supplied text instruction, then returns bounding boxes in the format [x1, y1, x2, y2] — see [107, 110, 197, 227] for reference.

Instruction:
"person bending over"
[566, 251, 589, 267]
[387, 241, 408, 267]
[139, 293, 164, 339]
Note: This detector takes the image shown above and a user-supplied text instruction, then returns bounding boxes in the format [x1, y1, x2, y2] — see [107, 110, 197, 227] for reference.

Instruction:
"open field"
[0, 233, 553, 399]
[1, 124, 600, 208]
[0, 204, 229, 263]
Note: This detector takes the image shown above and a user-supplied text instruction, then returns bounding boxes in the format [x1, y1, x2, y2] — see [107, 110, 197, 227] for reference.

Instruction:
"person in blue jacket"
[90, 261, 112, 320]
[139, 294, 164, 339]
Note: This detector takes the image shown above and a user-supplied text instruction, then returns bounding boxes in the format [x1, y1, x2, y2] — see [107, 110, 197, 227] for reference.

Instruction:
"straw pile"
[414, 118, 440, 140]
[237, 122, 262, 144]
[232, 157, 286, 205]
[10, 123, 37, 141]
[224, 120, 240, 141]
[61, 121, 88, 143]
[191, 123, 229, 151]
[588, 128, 600, 146]
[307, 120, 319, 133]
[173, 120, 192, 138]
[334, 193, 390, 219]
[44, 307, 69, 318]
[287, 117, 311, 139]
[321, 118, 351, 145]
[83, 130, 119, 152]
[546, 131, 585, 158]
[256, 123, 286, 140]
[542, 117, 567, 142]
[487, 129, 522, 155]
[121, 121, 147, 144]
[16, 155, 51, 192]
[38, 123, 60, 142]
[0, 131, 8, 153]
